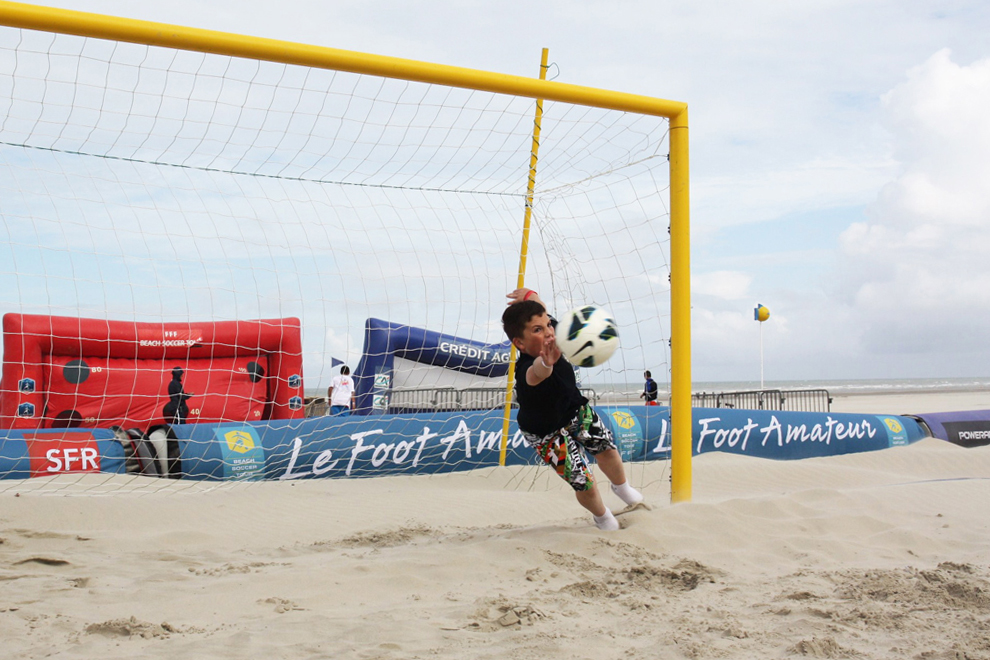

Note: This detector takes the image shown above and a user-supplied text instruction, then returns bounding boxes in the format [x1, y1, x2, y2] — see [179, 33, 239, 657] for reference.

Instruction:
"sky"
[17, 0, 990, 383]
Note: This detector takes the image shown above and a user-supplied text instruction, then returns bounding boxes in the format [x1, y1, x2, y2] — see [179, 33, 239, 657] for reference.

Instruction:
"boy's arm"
[505, 287, 556, 385]
[526, 333, 561, 386]
[506, 288, 544, 308]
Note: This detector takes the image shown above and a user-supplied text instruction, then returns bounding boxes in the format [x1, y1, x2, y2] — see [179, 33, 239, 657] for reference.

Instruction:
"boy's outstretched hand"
[506, 288, 542, 306]
[540, 333, 561, 367]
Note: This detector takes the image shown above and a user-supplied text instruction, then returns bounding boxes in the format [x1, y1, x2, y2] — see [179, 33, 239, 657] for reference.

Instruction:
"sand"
[2, 393, 989, 659]
[830, 388, 990, 415]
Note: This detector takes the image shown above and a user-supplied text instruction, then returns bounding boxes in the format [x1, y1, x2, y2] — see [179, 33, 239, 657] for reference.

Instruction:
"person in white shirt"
[327, 365, 355, 416]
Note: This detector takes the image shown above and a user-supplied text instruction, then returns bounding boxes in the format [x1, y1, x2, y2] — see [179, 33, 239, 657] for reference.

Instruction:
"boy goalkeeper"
[502, 288, 643, 531]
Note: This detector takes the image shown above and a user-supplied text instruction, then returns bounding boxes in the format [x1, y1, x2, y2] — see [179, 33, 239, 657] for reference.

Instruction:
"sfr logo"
[24, 432, 101, 477]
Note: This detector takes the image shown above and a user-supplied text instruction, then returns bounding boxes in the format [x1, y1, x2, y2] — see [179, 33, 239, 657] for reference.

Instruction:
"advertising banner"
[912, 410, 990, 448]
[0, 406, 928, 481]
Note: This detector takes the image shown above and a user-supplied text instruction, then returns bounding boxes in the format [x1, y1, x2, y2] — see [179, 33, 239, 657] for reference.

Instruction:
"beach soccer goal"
[0, 2, 692, 499]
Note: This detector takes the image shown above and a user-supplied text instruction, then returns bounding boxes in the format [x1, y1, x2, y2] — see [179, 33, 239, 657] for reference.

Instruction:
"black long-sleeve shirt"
[514, 352, 587, 436]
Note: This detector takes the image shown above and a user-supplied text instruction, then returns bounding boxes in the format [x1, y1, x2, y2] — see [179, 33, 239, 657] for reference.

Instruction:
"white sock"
[611, 481, 644, 506]
[593, 508, 619, 531]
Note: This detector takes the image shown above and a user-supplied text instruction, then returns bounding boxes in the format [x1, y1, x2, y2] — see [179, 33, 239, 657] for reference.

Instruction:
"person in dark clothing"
[163, 366, 194, 425]
[502, 288, 643, 531]
[641, 370, 659, 406]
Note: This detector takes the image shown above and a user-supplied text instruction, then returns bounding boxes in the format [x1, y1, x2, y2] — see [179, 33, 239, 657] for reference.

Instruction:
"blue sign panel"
[603, 407, 646, 461]
[690, 408, 925, 459]
[1, 406, 928, 482]
[215, 426, 266, 481]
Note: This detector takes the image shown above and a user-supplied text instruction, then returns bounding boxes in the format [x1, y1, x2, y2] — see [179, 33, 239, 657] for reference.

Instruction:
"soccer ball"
[555, 305, 619, 367]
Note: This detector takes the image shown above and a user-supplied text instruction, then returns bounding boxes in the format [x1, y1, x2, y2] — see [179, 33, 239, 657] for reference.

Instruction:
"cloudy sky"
[27, 0, 990, 383]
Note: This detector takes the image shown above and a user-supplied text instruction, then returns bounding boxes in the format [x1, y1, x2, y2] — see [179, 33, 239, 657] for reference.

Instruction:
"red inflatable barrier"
[0, 314, 304, 429]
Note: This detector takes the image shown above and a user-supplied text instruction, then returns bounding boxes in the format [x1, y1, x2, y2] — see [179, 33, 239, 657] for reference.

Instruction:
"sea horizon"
[593, 376, 990, 397]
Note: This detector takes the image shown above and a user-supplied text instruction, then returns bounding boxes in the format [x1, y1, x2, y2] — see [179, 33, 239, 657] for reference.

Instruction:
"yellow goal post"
[0, 0, 693, 502]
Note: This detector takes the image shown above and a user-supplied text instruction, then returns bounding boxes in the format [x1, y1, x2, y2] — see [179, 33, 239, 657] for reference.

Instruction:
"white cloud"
[837, 50, 990, 358]
[878, 50, 990, 226]
[691, 49, 990, 380]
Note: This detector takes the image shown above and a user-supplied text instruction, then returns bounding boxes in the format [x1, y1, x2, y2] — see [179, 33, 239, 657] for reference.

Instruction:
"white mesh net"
[0, 25, 673, 494]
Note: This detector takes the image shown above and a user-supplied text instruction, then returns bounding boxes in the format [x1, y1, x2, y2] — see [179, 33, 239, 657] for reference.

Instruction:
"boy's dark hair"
[340, 365, 350, 375]
[501, 300, 546, 341]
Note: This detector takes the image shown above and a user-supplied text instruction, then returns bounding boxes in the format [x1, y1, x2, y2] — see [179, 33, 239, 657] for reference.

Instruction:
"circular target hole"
[63, 359, 90, 385]
[246, 361, 265, 383]
[52, 409, 83, 428]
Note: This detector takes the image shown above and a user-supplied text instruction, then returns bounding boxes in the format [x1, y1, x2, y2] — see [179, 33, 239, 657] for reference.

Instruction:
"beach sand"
[2, 393, 989, 659]
[831, 388, 990, 415]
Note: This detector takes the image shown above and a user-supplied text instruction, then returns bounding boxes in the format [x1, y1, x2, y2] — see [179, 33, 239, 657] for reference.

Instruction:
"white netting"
[0, 25, 672, 494]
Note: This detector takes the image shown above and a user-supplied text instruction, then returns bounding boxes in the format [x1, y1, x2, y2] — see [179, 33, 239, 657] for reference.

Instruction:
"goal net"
[0, 6, 686, 496]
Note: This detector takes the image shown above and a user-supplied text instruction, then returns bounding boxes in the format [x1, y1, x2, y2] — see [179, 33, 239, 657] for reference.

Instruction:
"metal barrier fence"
[781, 389, 833, 412]
[305, 387, 600, 416]
[307, 388, 830, 416]
[305, 397, 329, 417]
[388, 388, 505, 414]
[385, 387, 599, 414]
[692, 389, 832, 412]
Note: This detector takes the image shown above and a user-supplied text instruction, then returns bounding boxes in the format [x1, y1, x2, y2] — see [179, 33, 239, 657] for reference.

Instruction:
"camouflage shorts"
[522, 406, 617, 492]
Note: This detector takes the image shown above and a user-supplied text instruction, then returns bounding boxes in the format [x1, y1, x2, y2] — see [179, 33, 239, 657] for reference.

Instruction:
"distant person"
[327, 365, 355, 416]
[640, 370, 659, 406]
[163, 366, 194, 425]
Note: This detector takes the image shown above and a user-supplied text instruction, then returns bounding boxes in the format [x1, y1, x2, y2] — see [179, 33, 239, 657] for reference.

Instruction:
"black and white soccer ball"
[555, 305, 619, 367]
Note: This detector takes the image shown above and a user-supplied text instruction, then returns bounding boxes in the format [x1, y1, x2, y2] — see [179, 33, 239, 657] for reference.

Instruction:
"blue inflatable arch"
[353, 319, 512, 414]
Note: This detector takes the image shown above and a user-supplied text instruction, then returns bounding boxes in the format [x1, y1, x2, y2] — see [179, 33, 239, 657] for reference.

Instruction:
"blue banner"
[0, 428, 127, 479]
[0, 406, 928, 481]
[177, 411, 538, 481]
[688, 407, 923, 459]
